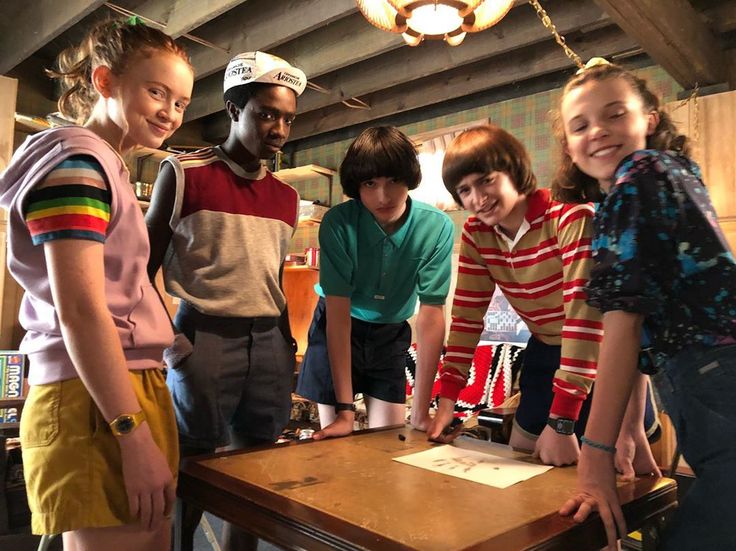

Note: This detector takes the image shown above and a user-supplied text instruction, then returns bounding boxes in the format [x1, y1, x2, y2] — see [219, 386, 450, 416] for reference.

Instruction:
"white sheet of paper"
[393, 444, 553, 489]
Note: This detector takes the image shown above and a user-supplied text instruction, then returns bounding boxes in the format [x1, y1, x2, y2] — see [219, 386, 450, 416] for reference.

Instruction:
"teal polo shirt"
[316, 198, 454, 323]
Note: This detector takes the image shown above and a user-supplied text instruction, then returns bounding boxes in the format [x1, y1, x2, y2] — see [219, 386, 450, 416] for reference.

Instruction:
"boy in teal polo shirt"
[296, 126, 454, 438]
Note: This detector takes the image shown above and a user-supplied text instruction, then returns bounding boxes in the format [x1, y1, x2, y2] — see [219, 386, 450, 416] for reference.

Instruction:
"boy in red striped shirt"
[426, 125, 658, 468]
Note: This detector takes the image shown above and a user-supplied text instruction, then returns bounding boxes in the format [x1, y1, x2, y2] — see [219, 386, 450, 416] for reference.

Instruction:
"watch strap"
[547, 416, 575, 435]
[334, 402, 356, 412]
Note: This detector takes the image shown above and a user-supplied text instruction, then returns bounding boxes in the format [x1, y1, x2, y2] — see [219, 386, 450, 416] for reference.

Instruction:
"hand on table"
[425, 398, 460, 444]
[615, 427, 662, 481]
[313, 411, 354, 440]
[559, 447, 624, 550]
[410, 408, 431, 432]
[533, 425, 580, 466]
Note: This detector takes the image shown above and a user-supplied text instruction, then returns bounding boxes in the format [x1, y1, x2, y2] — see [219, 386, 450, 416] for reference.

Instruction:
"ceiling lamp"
[355, 0, 514, 46]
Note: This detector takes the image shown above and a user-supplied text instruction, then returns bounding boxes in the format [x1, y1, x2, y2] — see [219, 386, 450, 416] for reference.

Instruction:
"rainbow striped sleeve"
[24, 156, 112, 245]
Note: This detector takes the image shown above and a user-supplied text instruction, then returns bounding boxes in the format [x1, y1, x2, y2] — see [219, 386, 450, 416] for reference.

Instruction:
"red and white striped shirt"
[440, 188, 602, 419]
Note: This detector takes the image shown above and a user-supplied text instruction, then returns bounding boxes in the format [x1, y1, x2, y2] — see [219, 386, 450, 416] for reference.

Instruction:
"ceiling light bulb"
[407, 4, 463, 36]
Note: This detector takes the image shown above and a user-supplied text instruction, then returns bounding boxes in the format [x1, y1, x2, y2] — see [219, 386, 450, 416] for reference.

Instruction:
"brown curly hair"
[46, 19, 191, 124]
[551, 63, 690, 203]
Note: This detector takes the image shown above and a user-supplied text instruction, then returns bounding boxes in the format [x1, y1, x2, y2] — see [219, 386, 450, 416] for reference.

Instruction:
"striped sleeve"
[551, 202, 602, 419]
[24, 155, 111, 245]
[439, 218, 496, 401]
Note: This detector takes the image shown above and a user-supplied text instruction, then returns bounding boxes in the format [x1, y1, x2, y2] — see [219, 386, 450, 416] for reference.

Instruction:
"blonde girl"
[0, 17, 193, 550]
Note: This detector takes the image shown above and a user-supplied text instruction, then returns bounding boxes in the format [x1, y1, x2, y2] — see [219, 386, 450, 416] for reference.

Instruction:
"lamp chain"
[527, 0, 584, 70]
[691, 85, 699, 148]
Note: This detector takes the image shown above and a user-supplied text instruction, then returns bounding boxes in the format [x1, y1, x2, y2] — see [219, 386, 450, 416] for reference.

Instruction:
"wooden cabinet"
[282, 265, 319, 358]
[0, 76, 23, 350]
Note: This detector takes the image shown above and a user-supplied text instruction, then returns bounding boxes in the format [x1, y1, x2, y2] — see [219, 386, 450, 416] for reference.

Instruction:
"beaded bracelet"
[580, 435, 617, 454]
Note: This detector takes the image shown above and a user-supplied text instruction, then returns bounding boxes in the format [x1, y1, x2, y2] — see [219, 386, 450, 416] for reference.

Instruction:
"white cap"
[223, 51, 307, 97]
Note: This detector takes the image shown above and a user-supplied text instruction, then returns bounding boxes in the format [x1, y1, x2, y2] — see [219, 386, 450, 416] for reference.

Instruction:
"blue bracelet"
[580, 435, 617, 454]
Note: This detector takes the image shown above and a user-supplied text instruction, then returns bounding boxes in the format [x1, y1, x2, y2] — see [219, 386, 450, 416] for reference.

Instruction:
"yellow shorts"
[20, 369, 179, 535]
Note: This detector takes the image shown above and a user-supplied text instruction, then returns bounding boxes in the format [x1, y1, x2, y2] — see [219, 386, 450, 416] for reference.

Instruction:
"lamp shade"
[356, 0, 406, 33]
[462, 0, 514, 32]
[356, 0, 514, 46]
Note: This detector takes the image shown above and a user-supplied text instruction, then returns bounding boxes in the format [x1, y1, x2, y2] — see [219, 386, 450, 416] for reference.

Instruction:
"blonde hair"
[551, 63, 689, 203]
[47, 19, 191, 124]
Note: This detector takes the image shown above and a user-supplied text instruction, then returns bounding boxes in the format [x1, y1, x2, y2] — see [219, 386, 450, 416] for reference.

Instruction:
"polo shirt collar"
[490, 188, 550, 245]
[358, 197, 414, 247]
[525, 188, 551, 221]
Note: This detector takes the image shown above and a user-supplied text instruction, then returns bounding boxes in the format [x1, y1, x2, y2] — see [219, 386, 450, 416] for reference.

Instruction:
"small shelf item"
[13, 113, 50, 133]
[298, 200, 329, 225]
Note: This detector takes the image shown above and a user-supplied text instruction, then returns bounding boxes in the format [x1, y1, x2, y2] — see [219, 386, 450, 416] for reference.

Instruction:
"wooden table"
[175, 426, 677, 551]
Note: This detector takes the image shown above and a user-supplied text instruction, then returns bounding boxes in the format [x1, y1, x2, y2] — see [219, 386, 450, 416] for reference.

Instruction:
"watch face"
[115, 415, 135, 434]
[549, 418, 575, 435]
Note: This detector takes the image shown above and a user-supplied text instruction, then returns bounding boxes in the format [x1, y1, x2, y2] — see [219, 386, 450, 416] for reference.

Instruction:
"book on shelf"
[0, 352, 27, 424]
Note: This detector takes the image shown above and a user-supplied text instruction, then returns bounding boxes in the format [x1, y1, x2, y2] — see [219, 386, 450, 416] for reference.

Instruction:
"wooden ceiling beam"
[183, 0, 544, 122]
[185, 0, 357, 80]
[594, 0, 730, 89]
[703, 3, 736, 33]
[237, 25, 638, 142]
[0, 0, 104, 74]
[184, 11, 404, 121]
[131, 0, 248, 39]
[297, 0, 610, 114]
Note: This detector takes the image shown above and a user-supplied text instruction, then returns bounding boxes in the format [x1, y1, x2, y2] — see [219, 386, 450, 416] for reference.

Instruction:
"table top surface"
[180, 426, 676, 551]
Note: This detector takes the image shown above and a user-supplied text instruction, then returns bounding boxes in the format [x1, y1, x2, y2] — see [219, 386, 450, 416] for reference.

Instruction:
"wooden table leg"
[640, 509, 673, 551]
[174, 497, 193, 551]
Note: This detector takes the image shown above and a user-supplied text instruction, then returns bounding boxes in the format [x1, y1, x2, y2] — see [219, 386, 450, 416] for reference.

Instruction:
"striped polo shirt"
[440, 188, 602, 419]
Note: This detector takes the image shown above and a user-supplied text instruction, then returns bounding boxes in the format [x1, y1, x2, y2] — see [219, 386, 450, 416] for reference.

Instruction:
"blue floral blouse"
[585, 150, 736, 370]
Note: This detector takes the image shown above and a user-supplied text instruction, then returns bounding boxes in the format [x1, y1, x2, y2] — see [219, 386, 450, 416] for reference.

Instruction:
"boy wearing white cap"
[146, 51, 306, 550]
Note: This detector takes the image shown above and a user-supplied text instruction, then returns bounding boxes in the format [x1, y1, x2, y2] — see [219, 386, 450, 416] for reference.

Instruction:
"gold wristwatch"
[109, 410, 146, 437]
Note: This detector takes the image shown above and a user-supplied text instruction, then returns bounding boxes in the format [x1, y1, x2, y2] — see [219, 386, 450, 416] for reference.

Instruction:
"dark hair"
[224, 82, 295, 109]
[551, 63, 690, 203]
[339, 126, 421, 199]
[46, 19, 191, 125]
[442, 124, 537, 205]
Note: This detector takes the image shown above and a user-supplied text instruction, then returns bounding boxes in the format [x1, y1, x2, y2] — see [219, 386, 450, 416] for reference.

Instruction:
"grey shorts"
[166, 302, 296, 449]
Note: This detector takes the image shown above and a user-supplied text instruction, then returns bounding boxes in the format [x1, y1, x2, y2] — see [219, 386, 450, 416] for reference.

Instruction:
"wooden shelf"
[276, 164, 337, 207]
[274, 164, 336, 183]
[284, 264, 318, 271]
[0, 399, 24, 409]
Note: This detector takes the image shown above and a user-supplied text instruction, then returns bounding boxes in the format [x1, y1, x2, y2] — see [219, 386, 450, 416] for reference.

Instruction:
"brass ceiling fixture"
[355, 0, 515, 46]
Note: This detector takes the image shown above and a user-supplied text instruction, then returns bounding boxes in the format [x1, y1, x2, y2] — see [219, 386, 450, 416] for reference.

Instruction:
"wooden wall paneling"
[667, 90, 736, 250]
[0, 76, 24, 350]
[0, 76, 17, 172]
